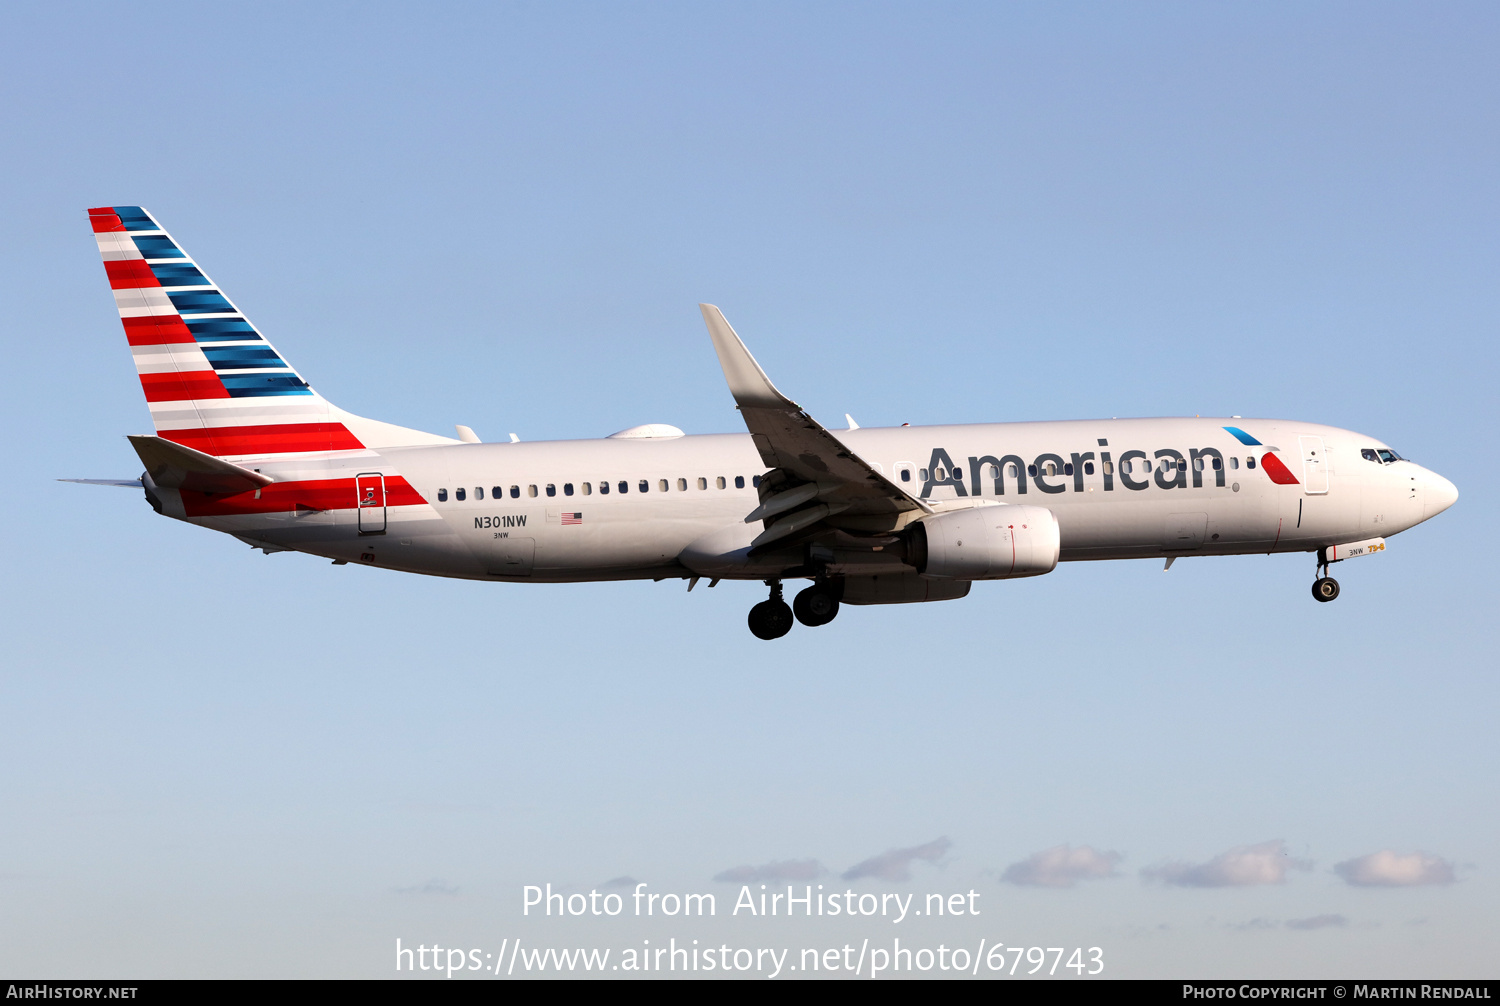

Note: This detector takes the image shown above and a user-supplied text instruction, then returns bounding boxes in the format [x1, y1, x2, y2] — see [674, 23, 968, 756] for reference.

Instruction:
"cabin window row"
[435, 475, 756, 503]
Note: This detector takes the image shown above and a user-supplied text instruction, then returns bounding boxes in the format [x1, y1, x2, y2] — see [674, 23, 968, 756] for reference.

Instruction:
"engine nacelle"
[910, 504, 1060, 580]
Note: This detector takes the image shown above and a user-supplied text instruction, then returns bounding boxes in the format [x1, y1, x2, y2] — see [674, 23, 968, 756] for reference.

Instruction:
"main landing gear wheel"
[793, 583, 841, 627]
[1312, 577, 1340, 602]
[748, 581, 794, 640]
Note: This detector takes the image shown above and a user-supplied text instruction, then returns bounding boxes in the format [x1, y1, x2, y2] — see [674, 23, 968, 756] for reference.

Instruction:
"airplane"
[69, 206, 1459, 639]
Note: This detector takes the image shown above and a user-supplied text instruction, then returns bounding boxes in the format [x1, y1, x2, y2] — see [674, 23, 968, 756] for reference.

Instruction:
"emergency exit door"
[355, 472, 386, 534]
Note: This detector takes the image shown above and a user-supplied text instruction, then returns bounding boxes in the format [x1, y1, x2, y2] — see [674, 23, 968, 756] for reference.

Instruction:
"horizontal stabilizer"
[58, 478, 143, 488]
[127, 435, 275, 494]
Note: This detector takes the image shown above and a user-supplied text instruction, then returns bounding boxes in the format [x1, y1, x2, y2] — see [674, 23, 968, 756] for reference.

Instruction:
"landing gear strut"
[748, 580, 794, 640]
[1311, 555, 1340, 603]
[793, 581, 842, 627]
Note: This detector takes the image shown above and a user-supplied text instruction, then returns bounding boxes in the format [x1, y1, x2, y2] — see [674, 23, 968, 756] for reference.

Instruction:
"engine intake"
[909, 504, 1060, 580]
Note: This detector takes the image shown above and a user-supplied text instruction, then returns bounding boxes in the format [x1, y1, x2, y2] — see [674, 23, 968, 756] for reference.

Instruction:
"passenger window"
[1027, 464, 1038, 477]
[582, 482, 592, 495]
[510, 485, 520, 498]
[1122, 461, 1132, 474]
[639, 480, 649, 493]
[545, 484, 556, 497]
[1193, 458, 1204, 471]
[599, 481, 609, 494]
[1178, 460, 1187, 472]
[455, 488, 466, 501]
[564, 483, 574, 496]
[1229, 457, 1239, 470]
[1246, 457, 1256, 469]
[527, 485, 538, 497]
[676, 478, 687, 491]
[1084, 461, 1095, 475]
[437, 488, 448, 502]
[1063, 463, 1073, 476]
[475, 487, 484, 500]
[697, 477, 707, 490]
[1007, 463, 1019, 477]
[716, 476, 726, 489]
[900, 469, 911, 482]
[658, 479, 668, 492]
[1102, 461, 1113, 475]
[987, 464, 999, 479]
[492, 486, 503, 498]
[619, 481, 628, 493]
[1212, 458, 1222, 470]
[920, 468, 930, 481]
[934, 466, 946, 480]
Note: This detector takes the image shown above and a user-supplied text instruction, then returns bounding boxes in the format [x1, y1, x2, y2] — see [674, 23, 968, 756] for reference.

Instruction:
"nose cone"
[1423, 470, 1459, 519]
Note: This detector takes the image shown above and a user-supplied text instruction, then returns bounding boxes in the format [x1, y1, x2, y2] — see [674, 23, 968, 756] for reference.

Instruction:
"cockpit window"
[1362, 449, 1379, 462]
[1377, 449, 1402, 463]
[1366, 448, 1404, 464]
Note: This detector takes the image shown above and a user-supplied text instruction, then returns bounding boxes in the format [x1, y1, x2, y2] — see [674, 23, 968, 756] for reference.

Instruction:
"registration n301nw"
[70, 206, 1458, 638]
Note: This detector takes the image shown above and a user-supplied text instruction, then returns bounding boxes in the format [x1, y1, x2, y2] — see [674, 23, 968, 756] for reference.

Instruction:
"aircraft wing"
[700, 304, 926, 548]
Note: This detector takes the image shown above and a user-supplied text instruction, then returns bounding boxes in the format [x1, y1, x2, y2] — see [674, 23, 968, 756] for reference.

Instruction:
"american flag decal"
[561, 512, 582, 525]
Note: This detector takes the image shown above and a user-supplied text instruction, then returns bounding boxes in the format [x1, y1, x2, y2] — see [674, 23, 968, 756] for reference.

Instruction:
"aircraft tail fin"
[87, 206, 455, 461]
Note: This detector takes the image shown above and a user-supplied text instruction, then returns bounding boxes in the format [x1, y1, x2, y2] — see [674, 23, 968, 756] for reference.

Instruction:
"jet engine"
[909, 504, 1060, 580]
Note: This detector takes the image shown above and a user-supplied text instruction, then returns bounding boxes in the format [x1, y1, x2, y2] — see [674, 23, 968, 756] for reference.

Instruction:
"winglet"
[700, 304, 798, 410]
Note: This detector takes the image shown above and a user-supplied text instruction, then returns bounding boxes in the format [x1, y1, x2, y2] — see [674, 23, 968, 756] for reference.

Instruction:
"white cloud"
[1334, 851, 1455, 887]
[1002, 845, 1121, 887]
[1286, 914, 1348, 930]
[1143, 840, 1310, 887]
[842, 837, 951, 882]
[713, 859, 825, 883]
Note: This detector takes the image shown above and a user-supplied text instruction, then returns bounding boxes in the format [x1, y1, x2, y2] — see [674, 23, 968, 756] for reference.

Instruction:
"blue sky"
[1, 2, 1495, 978]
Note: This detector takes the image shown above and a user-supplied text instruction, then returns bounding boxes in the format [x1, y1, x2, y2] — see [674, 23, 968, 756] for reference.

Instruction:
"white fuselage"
[145, 416, 1457, 584]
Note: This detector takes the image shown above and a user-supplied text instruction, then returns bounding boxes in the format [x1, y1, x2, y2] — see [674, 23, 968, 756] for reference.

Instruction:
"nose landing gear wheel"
[748, 580, 794, 639]
[793, 585, 840, 627]
[1312, 577, 1340, 602]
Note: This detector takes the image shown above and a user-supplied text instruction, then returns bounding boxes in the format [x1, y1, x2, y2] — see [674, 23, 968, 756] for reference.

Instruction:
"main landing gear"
[748, 581, 794, 640]
[747, 579, 843, 639]
[793, 581, 841, 627]
[1311, 555, 1340, 603]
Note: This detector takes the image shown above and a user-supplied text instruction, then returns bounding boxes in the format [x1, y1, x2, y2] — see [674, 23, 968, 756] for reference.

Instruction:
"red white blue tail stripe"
[88, 206, 450, 460]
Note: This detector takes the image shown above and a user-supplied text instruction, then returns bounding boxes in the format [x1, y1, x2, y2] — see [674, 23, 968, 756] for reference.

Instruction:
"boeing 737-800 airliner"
[70, 206, 1459, 638]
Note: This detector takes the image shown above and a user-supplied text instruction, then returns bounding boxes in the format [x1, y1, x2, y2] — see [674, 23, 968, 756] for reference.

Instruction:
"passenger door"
[355, 472, 386, 534]
[1299, 436, 1329, 494]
